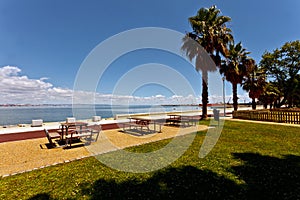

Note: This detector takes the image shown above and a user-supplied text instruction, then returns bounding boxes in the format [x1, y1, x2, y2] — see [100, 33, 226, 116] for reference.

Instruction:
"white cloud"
[155, 94, 165, 98]
[0, 66, 60, 104]
[171, 95, 183, 99]
[0, 66, 167, 104]
[0, 66, 21, 77]
[40, 77, 49, 81]
[0, 66, 251, 105]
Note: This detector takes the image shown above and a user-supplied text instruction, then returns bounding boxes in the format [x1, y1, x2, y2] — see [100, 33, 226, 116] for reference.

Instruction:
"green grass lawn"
[0, 120, 299, 199]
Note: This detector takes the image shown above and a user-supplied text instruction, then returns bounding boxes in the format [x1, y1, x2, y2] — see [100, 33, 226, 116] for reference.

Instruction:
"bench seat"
[65, 129, 93, 147]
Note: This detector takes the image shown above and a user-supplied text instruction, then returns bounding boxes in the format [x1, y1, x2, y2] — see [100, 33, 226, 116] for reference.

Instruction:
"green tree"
[258, 82, 280, 109]
[182, 5, 232, 118]
[294, 74, 300, 107]
[260, 40, 300, 108]
[242, 65, 267, 109]
[220, 42, 255, 111]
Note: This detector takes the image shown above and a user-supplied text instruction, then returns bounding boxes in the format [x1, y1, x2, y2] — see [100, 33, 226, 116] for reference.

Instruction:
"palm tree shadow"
[231, 152, 300, 200]
[82, 166, 243, 200]
[27, 153, 300, 199]
[27, 193, 57, 200]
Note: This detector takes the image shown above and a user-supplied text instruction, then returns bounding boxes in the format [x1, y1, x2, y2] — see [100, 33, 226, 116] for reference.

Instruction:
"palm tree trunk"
[263, 103, 268, 109]
[202, 71, 208, 119]
[232, 83, 238, 111]
[252, 98, 256, 110]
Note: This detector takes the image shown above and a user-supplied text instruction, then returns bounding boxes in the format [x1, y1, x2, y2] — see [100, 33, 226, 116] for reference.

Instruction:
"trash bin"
[213, 109, 220, 121]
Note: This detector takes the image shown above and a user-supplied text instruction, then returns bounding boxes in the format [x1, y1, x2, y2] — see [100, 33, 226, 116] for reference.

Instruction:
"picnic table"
[122, 116, 166, 133]
[167, 113, 201, 126]
[59, 122, 102, 148]
[121, 113, 202, 134]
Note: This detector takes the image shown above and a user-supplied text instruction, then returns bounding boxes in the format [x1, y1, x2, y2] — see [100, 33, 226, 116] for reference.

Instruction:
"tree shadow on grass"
[27, 153, 300, 200]
[84, 154, 300, 200]
[27, 193, 57, 200]
[231, 153, 300, 200]
[83, 166, 243, 200]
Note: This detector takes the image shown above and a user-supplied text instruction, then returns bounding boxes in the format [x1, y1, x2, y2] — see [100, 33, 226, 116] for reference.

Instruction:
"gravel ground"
[0, 125, 208, 176]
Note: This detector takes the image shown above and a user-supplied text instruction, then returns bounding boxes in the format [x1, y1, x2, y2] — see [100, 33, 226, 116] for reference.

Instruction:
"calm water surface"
[0, 105, 201, 126]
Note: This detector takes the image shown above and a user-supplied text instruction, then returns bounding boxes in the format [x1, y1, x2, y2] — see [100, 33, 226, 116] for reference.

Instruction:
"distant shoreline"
[0, 104, 70, 107]
[0, 103, 248, 108]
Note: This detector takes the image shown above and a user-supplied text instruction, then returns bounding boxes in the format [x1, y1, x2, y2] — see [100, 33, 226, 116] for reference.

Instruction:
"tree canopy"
[242, 65, 267, 109]
[260, 40, 300, 108]
[183, 6, 299, 111]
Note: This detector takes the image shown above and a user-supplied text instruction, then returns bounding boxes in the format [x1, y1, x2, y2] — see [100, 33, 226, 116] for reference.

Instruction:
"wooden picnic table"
[123, 116, 166, 133]
[59, 122, 103, 148]
[167, 113, 201, 126]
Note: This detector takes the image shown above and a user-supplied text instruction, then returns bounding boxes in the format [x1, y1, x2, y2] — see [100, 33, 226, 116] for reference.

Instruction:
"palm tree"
[220, 42, 254, 111]
[258, 82, 280, 109]
[242, 65, 267, 109]
[182, 5, 232, 119]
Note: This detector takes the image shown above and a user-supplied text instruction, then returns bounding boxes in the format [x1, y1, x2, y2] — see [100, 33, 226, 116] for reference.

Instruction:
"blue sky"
[0, 0, 299, 104]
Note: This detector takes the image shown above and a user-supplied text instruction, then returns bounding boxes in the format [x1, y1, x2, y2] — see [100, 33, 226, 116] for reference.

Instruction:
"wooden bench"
[64, 129, 93, 148]
[87, 124, 102, 142]
[44, 129, 61, 148]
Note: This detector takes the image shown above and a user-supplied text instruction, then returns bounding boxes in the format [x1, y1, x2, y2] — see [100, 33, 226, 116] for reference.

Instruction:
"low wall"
[0, 123, 121, 143]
